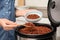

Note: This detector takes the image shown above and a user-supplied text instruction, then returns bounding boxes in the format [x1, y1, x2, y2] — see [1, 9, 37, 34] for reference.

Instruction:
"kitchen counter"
[16, 17, 60, 40]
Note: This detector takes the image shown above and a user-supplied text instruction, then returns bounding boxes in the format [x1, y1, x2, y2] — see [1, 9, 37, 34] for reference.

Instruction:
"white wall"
[15, 0, 48, 7]
[25, 0, 48, 7]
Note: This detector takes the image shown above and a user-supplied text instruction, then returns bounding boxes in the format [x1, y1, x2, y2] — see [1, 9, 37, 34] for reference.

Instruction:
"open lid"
[48, 0, 60, 27]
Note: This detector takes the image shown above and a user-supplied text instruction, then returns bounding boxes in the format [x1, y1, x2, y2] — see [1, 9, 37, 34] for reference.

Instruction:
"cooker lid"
[48, 0, 60, 26]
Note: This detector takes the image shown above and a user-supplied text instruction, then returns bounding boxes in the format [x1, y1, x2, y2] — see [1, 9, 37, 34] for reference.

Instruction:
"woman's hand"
[0, 19, 19, 31]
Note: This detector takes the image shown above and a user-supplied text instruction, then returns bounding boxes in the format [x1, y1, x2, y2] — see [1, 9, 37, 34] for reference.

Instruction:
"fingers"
[6, 24, 18, 28]
[4, 19, 16, 25]
[3, 27, 14, 31]
[0, 19, 6, 27]
[2, 23, 18, 31]
[0, 19, 20, 31]
[0, 19, 16, 25]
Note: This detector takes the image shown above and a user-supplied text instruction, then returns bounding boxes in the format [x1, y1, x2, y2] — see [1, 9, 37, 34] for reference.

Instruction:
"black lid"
[48, 0, 60, 27]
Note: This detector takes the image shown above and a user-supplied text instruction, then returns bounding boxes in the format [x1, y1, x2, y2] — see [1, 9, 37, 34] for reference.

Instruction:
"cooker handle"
[48, 0, 60, 27]
[51, 1, 55, 9]
[51, 1, 60, 27]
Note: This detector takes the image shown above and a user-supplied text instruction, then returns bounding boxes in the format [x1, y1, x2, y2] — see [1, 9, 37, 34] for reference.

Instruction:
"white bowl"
[24, 10, 43, 22]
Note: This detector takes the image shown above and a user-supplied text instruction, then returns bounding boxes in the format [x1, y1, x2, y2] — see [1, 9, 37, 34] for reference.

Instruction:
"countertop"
[16, 17, 60, 40]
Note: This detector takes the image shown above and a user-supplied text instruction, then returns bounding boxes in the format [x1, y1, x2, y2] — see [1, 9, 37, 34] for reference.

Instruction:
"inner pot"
[15, 23, 56, 40]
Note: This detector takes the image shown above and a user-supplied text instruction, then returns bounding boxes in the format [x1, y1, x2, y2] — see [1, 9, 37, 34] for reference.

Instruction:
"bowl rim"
[24, 10, 43, 22]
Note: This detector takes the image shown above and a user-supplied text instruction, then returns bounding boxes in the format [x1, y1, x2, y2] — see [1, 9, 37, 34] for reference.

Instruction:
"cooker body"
[17, 33, 56, 40]
[15, 23, 57, 40]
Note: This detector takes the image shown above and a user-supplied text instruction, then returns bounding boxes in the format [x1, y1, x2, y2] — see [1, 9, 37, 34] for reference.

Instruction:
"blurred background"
[15, 0, 60, 40]
[15, 0, 48, 18]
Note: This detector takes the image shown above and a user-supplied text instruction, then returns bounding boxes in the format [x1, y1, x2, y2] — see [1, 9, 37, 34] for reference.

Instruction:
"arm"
[15, 9, 29, 17]
[15, 9, 36, 17]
